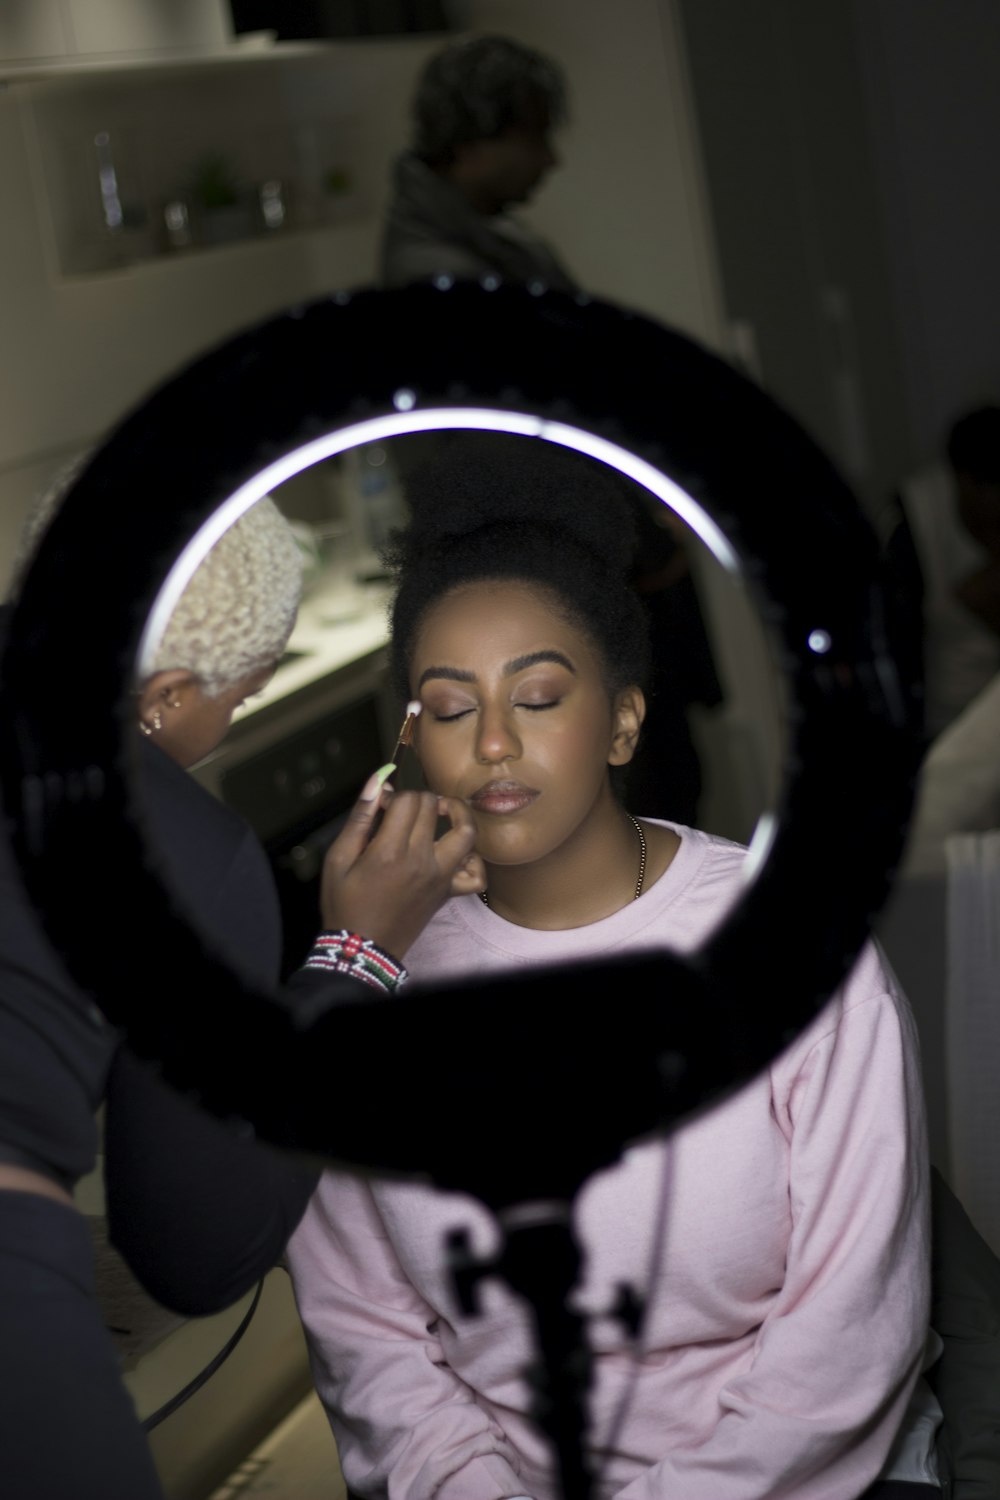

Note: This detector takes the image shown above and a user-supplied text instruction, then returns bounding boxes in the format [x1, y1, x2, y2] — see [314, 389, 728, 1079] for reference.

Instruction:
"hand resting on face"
[320, 778, 486, 958]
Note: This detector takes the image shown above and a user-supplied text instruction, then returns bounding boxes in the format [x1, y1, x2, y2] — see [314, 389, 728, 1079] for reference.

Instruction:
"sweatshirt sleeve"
[286, 1171, 529, 1500]
[615, 978, 931, 1500]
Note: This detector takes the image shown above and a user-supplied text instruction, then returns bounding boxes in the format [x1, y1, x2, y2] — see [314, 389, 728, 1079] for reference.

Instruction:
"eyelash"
[433, 701, 560, 723]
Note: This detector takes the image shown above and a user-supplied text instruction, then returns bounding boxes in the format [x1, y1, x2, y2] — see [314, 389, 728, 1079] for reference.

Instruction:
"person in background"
[894, 403, 1000, 741]
[288, 443, 939, 1500]
[380, 34, 577, 292]
[0, 475, 482, 1500]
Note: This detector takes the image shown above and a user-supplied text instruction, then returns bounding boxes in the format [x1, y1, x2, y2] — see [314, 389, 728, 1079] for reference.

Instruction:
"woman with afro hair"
[288, 438, 939, 1500]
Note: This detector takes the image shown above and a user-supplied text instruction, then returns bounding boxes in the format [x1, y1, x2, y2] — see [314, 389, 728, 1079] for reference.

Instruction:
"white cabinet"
[0, 0, 232, 66]
[63, 0, 231, 57]
[0, 2, 70, 63]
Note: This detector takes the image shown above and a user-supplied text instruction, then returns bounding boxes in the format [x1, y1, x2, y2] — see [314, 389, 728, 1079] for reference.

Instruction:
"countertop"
[231, 578, 392, 727]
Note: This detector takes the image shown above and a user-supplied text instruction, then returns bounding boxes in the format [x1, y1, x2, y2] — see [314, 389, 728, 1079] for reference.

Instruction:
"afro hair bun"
[384, 432, 652, 702]
[390, 432, 638, 582]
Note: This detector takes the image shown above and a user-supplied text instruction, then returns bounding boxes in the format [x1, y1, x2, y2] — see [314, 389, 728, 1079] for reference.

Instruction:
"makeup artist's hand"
[320, 777, 486, 958]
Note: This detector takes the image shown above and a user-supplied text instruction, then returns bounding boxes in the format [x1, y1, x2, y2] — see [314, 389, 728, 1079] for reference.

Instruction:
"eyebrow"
[417, 649, 577, 690]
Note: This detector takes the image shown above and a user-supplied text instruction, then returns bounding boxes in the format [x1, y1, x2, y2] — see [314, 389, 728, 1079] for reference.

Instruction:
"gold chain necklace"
[479, 816, 648, 909]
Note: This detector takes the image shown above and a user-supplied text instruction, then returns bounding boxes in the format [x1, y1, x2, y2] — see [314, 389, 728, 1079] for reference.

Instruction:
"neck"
[483, 795, 641, 930]
[437, 163, 500, 217]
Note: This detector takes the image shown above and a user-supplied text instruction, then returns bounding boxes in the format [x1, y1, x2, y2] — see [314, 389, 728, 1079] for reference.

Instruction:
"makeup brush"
[390, 699, 422, 767]
[368, 700, 422, 838]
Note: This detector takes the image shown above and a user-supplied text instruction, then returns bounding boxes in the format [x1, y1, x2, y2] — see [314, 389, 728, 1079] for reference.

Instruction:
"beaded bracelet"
[304, 930, 408, 997]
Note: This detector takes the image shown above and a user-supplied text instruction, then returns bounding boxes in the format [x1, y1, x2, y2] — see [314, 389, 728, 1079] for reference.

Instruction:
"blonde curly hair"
[150, 496, 303, 696]
[14, 457, 303, 698]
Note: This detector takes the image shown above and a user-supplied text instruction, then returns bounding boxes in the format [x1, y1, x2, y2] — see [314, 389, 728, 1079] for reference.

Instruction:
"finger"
[450, 852, 487, 896]
[364, 781, 396, 841]
[328, 764, 395, 866]
[368, 788, 428, 853]
[433, 805, 479, 876]
[435, 794, 478, 838]
[376, 789, 439, 860]
[409, 789, 443, 846]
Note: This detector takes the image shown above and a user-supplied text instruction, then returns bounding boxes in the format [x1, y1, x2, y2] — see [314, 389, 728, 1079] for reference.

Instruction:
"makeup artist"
[0, 479, 482, 1500]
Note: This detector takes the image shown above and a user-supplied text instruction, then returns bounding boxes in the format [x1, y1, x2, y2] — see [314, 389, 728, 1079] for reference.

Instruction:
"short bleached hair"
[13, 456, 303, 698]
[150, 496, 303, 696]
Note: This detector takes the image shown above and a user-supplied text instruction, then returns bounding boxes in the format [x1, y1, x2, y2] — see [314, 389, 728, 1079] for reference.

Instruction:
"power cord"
[141, 1277, 265, 1433]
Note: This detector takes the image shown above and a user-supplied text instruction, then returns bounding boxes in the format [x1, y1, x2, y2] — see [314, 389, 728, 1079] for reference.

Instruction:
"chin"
[476, 829, 534, 865]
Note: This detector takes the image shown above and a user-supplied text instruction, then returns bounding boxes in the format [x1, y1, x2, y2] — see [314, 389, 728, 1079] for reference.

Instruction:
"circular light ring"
[138, 406, 739, 677]
[0, 283, 921, 1204]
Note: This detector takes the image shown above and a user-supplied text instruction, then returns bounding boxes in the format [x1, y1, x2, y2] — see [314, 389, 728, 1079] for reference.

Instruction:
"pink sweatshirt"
[288, 824, 931, 1499]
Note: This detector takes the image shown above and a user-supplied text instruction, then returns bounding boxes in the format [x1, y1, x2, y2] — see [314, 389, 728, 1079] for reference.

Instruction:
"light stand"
[0, 282, 922, 1497]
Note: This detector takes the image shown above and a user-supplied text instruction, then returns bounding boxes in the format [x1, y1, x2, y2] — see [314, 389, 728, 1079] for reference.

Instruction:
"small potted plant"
[188, 153, 254, 246]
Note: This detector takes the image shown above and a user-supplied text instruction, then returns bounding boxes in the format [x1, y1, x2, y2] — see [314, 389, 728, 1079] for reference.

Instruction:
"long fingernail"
[360, 763, 396, 801]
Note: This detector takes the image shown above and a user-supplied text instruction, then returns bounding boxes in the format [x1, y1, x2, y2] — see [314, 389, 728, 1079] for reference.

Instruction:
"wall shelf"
[14, 50, 391, 276]
[7, 28, 456, 277]
[0, 32, 447, 85]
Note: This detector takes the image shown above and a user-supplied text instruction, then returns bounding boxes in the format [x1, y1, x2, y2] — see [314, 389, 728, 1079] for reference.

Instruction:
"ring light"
[138, 405, 739, 678]
[0, 281, 921, 1203]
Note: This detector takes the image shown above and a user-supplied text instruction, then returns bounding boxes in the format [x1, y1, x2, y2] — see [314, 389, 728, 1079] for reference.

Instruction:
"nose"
[475, 704, 521, 765]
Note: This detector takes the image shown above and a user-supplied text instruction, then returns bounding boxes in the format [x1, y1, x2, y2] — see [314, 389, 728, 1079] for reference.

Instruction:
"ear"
[608, 685, 646, 768]
[137, 670, 197, 731]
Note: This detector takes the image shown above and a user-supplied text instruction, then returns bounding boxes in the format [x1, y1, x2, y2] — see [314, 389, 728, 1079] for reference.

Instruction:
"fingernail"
[360, 763, 396, 801]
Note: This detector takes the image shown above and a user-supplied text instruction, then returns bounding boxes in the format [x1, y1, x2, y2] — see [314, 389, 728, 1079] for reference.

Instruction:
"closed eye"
[433, 708, 474, 722]
[515, 700, 560, 712]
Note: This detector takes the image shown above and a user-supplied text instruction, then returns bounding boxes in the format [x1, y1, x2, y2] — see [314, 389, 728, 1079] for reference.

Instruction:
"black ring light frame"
[0, 280, 920, 1193]
[0, 283, 921, 1496]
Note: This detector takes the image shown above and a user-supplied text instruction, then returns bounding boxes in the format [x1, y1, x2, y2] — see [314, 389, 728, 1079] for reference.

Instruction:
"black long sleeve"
[104, 742, 329, 1313]
[104, 1045, 319, 1316]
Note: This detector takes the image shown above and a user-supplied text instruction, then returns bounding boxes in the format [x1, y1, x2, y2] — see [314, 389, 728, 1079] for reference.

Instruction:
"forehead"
[413, 579, 600, 668]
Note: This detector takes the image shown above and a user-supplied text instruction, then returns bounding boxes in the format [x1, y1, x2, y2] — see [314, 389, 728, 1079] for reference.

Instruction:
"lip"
[468, 779, 540, 815]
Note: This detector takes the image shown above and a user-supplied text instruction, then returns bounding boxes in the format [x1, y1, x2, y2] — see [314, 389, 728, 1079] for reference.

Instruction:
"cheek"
[541, 708, 615, 768]
[415, 735, 463, 795]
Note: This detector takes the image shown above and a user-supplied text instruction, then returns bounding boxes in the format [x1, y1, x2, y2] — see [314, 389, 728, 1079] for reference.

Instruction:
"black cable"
[140, 1277, 265, 1433]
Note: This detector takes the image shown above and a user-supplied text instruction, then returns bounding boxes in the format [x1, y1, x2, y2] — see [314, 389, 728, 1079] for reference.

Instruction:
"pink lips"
[469, 780, 540, 815]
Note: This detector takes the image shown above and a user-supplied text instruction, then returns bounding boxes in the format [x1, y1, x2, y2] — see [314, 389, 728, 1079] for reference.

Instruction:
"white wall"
[454, 0, 727, 345]
[676, 0, 915, 511]
[853, 0, 1000, 464]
